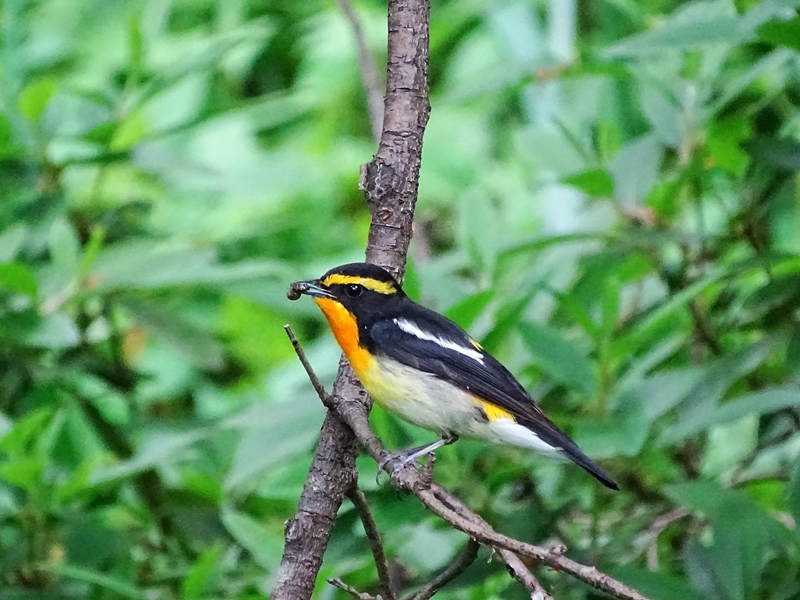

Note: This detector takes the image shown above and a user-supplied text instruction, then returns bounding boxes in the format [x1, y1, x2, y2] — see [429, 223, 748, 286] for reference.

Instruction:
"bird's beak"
[291, 279, 335, 300]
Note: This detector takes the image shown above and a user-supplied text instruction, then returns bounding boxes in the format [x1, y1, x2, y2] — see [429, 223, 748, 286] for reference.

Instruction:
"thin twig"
[349, 486, 395, 600]
[328, 578, 382, 600]
[287, 333, 651, 600]
[406, 539, 480, 600]
[646, 508, 690, 571]
[284, 325, 332, 407]
[428, 488, 553, 598]
[334, 0, 384, 143]
[497, 549, 554, 600]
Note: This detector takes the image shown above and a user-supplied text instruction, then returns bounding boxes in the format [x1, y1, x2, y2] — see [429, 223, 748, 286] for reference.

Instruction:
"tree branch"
[271, 1, 430, 598]
[282, 327, 650, 600]
[330, 392, 649, 599]
[328, 578, 381, 600]
[497, 549, 554, 600]
[348, 486, 395, 600]
[270, 363, 364, 600]
[406, 539, 479, 600]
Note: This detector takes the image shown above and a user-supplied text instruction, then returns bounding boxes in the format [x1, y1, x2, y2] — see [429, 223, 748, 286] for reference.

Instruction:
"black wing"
[367, 305, 618, 490]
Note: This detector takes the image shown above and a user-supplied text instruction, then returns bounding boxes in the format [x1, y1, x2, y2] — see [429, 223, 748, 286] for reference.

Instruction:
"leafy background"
[1, 0, 800, 598]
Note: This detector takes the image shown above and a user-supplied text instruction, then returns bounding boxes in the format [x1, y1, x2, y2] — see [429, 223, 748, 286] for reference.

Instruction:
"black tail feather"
[560, 444, 619, 490]
[517, 415, 619, 490]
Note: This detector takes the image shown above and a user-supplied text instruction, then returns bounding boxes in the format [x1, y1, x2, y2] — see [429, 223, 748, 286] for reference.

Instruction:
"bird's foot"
[375, 449, 418, 486]
[375, 433, 458, 485]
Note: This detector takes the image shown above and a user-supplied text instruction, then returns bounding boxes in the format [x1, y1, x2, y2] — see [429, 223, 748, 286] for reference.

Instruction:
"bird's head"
[290, 262, 407, 324]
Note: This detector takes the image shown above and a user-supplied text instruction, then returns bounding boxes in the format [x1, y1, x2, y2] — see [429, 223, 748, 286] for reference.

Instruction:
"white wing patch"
[394, 318, 484, 364]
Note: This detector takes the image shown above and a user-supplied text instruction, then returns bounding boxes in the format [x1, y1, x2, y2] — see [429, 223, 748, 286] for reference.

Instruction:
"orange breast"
[314, 297, 373, 376]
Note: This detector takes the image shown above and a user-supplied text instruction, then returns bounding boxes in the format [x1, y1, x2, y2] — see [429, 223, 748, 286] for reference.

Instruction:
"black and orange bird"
[291, 262, 618, 489]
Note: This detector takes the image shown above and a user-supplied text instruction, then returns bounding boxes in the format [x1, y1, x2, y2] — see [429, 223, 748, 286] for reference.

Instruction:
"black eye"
[345, 284, 363, 297]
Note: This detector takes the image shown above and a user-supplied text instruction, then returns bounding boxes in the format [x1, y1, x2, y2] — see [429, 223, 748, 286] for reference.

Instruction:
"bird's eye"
[345, 284, 363, 298]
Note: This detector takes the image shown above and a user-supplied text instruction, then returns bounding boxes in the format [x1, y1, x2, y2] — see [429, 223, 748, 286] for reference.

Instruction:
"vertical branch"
[361, 0, 430, 275]
[271, 363, 366, 600]
[271, 1, 430, 599]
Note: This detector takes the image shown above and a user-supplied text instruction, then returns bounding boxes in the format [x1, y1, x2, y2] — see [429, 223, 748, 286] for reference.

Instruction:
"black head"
[292, 262, 407, 320]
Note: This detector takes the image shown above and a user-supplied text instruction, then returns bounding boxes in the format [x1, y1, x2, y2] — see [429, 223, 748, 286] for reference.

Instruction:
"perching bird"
[291, 262, 618, 490]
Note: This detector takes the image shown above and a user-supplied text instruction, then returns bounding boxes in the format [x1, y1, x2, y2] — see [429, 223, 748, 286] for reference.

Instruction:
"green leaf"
[219, 297, 293, 371]
[710, 497, 769, 600]
[518, 322, 594, 395]
[619, 266, 729, 350]
[119, 297, 226, 370]
[0, 225, 28, 262]
[68, 372, 131, 426]
[757, 16, 800, 52]
[602, 2, 747, 57]
[700, 415, 758, 478]
[618, 368, 702, 422]
[667, 481, 796, 600]
[26, 313, 81, 349]
[181, 542, 223, 599]
[0, 407, 53, 454]
[609, 566, 705, 600]
[561, 168, 615, 197]
[223, 399, 322, 490]
[395, 521, 463, 572]
[221, 509, 283, 568]
[573, 403, 648, 458]
[669, 386, 799, 441]
[45, 564, 148, 600]
[707, 117, 751, 175]
[607, 133, 663, 206]
[49, 218, 81, 274]
[78, 226, 106, 278]
[18, 78, 58, 122]
[789, 460, 800, 542]
[109, 110, 147, 151]
[745, 137, 800, 171]
[445, 289, 494, 330]
[91, 429, 206, 483]
[0, 262, 37, 297]
[92, 243, 282, 290]
[0, 457, 45, 490]
[127, 17, 144, 86]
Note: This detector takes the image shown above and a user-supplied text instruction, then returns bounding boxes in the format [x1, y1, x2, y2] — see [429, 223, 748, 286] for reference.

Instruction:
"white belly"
[361, 356, 480, 433]
[359, 356, 560, 456]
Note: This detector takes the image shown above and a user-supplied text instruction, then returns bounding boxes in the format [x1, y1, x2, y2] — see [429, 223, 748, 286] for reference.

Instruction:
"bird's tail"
[518, 416, 619, 490]
[558, 442, 619, 490]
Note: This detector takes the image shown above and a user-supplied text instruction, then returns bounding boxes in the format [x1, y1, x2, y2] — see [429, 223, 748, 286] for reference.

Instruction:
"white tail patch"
[394, 318, 484, 364]
[487, 419, 561, 456]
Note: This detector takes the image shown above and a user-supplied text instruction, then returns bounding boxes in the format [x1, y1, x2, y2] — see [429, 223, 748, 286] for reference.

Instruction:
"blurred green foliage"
[1, 0, 800, 599]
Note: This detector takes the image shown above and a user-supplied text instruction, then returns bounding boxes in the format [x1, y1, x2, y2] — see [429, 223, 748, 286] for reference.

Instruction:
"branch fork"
[283, 325, 648, 600]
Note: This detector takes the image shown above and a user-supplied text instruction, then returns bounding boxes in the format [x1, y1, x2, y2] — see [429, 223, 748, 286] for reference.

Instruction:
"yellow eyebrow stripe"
[321, 274, 397, 295]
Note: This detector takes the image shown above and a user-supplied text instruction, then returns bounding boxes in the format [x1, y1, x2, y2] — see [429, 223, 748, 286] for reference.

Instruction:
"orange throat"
[313, 297, 372, 375]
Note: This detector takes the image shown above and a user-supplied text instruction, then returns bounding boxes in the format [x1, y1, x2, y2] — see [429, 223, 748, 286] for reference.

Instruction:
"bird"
[290, 262, 618, 490]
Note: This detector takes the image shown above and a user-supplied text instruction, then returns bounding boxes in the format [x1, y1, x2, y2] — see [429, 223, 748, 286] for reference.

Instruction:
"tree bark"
[270, 1, 430, 598]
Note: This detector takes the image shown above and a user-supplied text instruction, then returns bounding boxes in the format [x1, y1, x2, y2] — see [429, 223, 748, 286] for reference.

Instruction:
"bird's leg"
[377, 432, 459, 482]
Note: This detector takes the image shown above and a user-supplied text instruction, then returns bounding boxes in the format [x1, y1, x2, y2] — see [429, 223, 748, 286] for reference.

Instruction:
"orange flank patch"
[478, 399, 514, 421]
[313, 297, 373, 375]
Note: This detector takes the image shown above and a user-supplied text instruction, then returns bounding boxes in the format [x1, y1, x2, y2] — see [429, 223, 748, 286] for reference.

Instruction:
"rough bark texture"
[270, 1, 430, 599]
[270, 364, 366, 600]
[361, 0, 430, 274]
